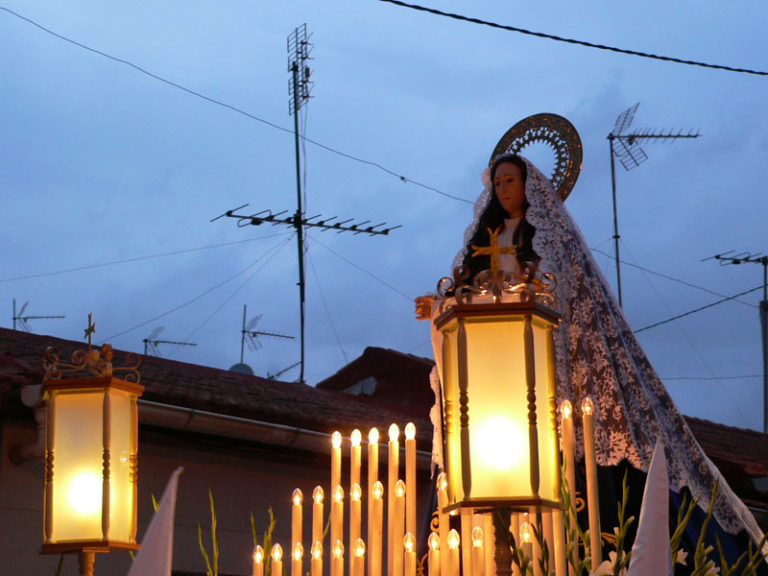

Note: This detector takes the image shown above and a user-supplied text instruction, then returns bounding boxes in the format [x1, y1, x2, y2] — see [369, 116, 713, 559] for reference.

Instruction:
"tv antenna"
[268, 361, 302, 381]
[239, 304, 295, 364]
[607, 103, 700, 306]
[706, 250, 768, 433]
[12, 299, 65, 332]
[213, 25, 399, 385]
[143, 326, 197, 357]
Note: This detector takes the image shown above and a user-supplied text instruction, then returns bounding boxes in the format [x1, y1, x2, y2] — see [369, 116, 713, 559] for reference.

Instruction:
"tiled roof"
[685, 416, 768, 478]
[0, 328, 432, 446]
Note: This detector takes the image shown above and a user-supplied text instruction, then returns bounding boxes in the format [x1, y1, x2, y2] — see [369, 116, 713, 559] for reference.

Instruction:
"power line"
[663, 375, 762, 382]
[378, 0, 768, 76]
[635, 285, 763, 333]
[0, 6, 470, 205]
[0, 233, 290, 283]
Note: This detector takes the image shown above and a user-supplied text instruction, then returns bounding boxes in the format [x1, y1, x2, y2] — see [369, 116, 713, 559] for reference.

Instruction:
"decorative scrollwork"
[490, 113, 582, 201]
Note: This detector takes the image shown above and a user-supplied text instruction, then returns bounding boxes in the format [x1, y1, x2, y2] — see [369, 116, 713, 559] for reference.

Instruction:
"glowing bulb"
[311, 540, 323, 560]
[332, 431, 342, 449]
[351, 483, 362, 502]
[437, 472, 447, 491]
[520, 521, 532, 544]
[354, 538, 366, 558]
[254, 545, 265, 564]
[428, 532, 440, 551]
[272, 543, 283, 562]
[447, 529, 460, 550]
[334, 485, 344, 503]
[561, 399, 572, 419]
[333, 540, 344, 558]
[395, 479, 406, 498]
[293, 542, 304, 561]
[404, 532, 416, 553]
[351, 429, 362, 447]
[404, 422, 416, 440]
[293, 488, 303, 506]
[581, 397, 594, 416]
[313, 486, 324, 504]
[388, 423, 399, 442]
[372, 480, 384, 500]
[474, 417, 525, 471]
[472, 527, 484, 548]
[369, 427, 379, 444]
[68, 471, 102, 515]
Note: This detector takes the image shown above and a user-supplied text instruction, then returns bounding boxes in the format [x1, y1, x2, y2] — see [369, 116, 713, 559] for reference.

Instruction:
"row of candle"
[253, 423, 419, 576]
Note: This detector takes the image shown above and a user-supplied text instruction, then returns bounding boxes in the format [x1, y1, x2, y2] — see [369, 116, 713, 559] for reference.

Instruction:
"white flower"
[675, 549, 688, 566]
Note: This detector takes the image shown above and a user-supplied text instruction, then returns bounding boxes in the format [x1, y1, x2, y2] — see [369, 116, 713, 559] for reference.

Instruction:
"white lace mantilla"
[439, 157, 761, 539]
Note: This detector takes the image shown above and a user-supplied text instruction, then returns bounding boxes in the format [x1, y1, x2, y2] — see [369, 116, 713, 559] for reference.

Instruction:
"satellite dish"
[229, 362, 254, 375]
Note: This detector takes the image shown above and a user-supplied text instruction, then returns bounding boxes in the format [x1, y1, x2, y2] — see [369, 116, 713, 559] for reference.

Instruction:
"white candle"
[253, 545, 264, 576]
[332, 540, 345, 576]
[560, 401, 578, 576]
[393, 479, 406, 576]
[447, 529, 460, 576]
[581, 397, 602, 571]
[331, 431, 342, 501]
[352, 538, 366, 576]
[427, 532, 441, 576]
[437, 473, 449, 576]
[471, 526, 485, 576]
[511, 513, 521, 576]
[368, 428, 380, 576]
[331, 484, 344, 554]
[271, 544, 283, 576]
[520, 517, 533, 565]
[311, 541, 323, 576]
[388, 424, 400, 576]
[350, 482, 362, 568]
[371, 480, 384, 576]
[404, 532, 417, 576]
[292, 542, 303, 576]
[312, 486, 324, 553]
[404, 422, 417, 540]
[351, 429, 362, 490]
[531, 512, 543, 576]
[291, 489, 303, 576]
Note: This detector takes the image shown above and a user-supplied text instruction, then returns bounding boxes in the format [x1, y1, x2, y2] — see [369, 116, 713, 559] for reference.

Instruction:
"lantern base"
[41, 540, 140, 554]
[442, 496, 562, 515]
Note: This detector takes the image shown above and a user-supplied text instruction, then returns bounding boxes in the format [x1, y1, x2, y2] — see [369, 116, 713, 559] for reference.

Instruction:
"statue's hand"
[414, 295, 434, 320]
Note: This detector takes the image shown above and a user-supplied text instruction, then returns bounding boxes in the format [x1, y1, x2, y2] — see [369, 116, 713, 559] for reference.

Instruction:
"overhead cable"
[378, 0, 768, 76]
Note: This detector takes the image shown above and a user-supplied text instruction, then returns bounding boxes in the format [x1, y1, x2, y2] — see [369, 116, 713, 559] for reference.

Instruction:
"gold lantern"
[41, 315, 142, 574]
[432, 270, 562, 513]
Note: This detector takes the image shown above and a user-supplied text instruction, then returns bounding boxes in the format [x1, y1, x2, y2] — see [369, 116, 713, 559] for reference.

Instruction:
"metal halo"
[489, 113, 582, 201]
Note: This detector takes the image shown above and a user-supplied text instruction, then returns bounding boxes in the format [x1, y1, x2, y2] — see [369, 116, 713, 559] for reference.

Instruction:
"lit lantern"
[40, 315, 143, 573]
[432, 281, 562, 512]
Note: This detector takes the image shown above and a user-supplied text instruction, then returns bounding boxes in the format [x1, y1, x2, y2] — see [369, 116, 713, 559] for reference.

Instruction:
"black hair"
[461, 154, 538, 282]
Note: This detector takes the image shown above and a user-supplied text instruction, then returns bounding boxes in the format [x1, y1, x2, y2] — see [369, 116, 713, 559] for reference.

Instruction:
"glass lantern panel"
[109, 389, 134, 542]
[533, 317, 559, 502]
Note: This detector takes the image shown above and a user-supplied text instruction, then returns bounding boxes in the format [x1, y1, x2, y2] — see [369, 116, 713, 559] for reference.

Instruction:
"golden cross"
[471, 227, 517, 283]
[84, 312, 96, 347]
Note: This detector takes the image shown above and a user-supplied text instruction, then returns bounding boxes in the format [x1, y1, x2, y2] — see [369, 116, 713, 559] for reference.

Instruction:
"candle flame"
[333, 540, 344, 557]
[354, 538, 366, 558]
[254, 545, 265, 564]
[334, 485, 344, 502]
[293, 542, 304, 561]
[372, 480, 384, 500]
[388, 423, 400, 442]
[404, 422, 416, 440]
[313, 486, 324, 504]
[447, 529, 460, 550]
[437, 472, 447, 491]
[332, 431, 342, 449]
[351, 429, 362, 446]
[311, 540, 323, 559]
[404, 532, 416, 553]
[292, 488, 303, 506]
[272, 543, 283, 562]
[350, 482, 362, 501]
[520, 521, 532, 544]
[561, 399, 573, 419]
[581, 397, 594, 415]
[395, 479, 406, 498]
[369, 427, 379, 444]
[428, 532, 440, 551]
[472, 527, 484, 548]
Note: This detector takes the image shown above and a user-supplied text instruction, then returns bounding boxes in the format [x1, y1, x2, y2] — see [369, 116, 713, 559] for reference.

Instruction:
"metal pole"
[291, 62, 306, 384]
[608, 136, 623, 307]
[12, 298, 16, 331]
[761, 300, 767, 434]
[241, 304, 247, 364]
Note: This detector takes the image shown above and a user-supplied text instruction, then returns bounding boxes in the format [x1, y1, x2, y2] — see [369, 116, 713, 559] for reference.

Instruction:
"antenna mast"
[607, 103, 700, 306]
[142, 326, 197, 357]
[12, 299, 65, 332]
[707, 251, 768, 432]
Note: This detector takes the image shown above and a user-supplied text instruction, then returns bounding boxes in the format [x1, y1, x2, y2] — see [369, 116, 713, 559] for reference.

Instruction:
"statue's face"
[493, 162, 526, 218]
